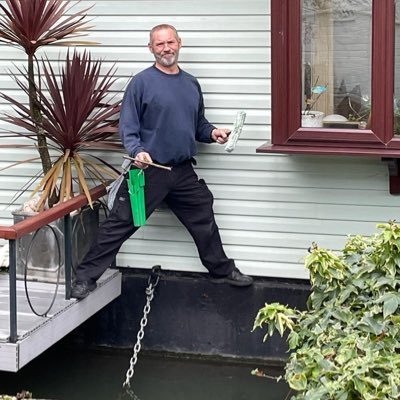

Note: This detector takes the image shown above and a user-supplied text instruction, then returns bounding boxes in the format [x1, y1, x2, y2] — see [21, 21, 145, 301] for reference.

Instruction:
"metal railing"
[0, 185, 107, 343]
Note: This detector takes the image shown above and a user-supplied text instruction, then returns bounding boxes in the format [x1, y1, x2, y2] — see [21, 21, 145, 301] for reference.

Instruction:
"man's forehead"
[152, 28, 178, 42]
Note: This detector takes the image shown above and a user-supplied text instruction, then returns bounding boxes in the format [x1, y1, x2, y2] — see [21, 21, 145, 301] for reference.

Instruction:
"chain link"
[123, 266, 161, 397]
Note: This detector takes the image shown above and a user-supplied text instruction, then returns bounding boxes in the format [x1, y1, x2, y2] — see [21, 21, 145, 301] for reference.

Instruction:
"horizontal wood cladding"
[79, 0, 269, 15]
[0, 47, 270, 64]
[0, 0, 398, 279]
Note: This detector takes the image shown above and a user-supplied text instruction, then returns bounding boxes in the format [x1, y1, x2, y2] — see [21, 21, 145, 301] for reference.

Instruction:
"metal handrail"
[0, 184, 108, 343]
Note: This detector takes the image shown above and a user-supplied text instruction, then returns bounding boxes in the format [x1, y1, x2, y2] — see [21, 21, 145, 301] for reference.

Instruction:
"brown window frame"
[257, 0, 400, 158]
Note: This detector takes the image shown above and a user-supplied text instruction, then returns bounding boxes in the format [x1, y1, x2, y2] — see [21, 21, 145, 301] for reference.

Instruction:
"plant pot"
[301, 111, 325, 128]
[12, 203, 100, 283]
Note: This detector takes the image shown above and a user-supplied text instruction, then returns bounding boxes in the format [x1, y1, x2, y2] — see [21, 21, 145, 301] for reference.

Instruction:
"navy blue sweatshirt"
[119, 65, 215, 165]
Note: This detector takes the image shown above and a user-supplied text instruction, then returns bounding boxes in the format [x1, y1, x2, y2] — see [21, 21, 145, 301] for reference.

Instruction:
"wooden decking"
[0, 269, 121, 372]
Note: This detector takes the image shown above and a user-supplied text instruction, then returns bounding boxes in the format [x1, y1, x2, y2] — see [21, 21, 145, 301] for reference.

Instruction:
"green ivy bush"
[253, 222, 400, 400]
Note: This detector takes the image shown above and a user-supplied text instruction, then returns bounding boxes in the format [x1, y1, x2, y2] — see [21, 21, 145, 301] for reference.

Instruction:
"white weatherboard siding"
[0, 1, 398, 280]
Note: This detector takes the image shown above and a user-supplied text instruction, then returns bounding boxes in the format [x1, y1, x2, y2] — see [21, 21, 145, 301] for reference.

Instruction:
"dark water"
[0, 341, 289, 400]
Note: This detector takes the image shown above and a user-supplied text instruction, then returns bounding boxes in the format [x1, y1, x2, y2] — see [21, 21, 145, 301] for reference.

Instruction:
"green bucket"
[127, 169, 146, 226]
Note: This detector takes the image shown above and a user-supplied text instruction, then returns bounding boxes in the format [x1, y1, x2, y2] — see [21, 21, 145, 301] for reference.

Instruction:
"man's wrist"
[132, 148, 145, 158]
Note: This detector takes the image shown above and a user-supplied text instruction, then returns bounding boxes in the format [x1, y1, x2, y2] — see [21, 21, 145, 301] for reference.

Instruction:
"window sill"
[256, 143, 400, 194]
[256, 143, 400, 158]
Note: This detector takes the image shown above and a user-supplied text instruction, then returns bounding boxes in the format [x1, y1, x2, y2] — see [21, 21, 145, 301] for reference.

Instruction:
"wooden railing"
[0, 185, 107, 343]
[0, 185, 107, 240]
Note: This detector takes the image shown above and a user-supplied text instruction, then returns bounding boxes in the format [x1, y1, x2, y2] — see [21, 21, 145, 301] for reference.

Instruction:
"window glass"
[301, 0, 372, 129]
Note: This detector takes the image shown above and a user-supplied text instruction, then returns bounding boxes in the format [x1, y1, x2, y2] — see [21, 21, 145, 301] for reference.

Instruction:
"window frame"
[257, 0, 400, 157]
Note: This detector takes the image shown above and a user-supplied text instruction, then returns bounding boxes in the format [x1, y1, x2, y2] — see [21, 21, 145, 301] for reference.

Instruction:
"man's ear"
[148, 43, 154, 54]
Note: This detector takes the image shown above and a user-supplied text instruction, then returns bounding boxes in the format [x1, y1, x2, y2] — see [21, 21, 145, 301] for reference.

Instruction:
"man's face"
[148, 28, 182, 68]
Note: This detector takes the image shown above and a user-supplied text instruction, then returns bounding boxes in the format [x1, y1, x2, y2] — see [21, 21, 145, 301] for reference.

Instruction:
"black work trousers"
[75, 160, 235, 284]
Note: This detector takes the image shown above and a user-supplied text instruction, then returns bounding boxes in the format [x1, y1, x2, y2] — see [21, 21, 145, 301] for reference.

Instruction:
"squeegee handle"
[123, 155, 172, 171]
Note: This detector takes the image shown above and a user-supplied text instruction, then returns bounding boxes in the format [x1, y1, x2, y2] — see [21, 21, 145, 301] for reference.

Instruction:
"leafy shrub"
[254, 222, 400, 399]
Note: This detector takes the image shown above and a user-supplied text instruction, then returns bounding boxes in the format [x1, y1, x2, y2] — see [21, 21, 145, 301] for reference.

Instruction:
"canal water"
[0, 340, 289, 400]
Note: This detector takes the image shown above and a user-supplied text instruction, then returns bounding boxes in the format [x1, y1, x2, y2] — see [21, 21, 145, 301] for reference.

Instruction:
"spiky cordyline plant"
[0, 50, 121, 210]
[0, 0, 93, 56]
[0, 0, 95, 206]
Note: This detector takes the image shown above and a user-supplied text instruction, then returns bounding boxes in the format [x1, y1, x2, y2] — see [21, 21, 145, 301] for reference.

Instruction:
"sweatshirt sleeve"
[195, 81, 215, 143]
[119, 78, 145, 157]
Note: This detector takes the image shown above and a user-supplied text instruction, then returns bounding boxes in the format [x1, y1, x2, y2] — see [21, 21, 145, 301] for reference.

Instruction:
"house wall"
[0, 0, 399, 280]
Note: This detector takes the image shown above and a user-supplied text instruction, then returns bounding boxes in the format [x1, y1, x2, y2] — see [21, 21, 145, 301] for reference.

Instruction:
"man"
[71, 24, 253, 299]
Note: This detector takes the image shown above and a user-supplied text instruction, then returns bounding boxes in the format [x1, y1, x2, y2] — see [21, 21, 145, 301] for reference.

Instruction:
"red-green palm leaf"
[0, 50, 122, 206]
[1, 50, 121, 151]
[0, 0, 94, 56]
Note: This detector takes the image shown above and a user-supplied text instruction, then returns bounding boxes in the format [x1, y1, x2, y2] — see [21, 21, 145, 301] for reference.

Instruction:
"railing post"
[9, 239, 18, 343]
[64, 214, 72, 300]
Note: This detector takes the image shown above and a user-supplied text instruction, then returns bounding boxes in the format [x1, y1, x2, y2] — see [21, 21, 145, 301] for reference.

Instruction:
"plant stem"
[27, 54, 58, 207]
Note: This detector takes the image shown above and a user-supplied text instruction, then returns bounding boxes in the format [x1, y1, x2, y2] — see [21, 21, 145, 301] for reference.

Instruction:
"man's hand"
[211, 128, 231, 144]
[134, 151, 153, 169]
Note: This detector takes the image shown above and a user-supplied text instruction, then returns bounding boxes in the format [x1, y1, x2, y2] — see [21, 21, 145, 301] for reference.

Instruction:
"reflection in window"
[301, 0, 372, 129]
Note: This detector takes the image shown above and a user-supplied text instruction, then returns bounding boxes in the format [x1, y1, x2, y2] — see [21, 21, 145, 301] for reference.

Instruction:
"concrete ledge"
[72, 267, 310, 361]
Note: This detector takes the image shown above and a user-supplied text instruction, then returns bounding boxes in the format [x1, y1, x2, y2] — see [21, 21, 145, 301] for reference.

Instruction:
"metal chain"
[123, 266, 161, 397]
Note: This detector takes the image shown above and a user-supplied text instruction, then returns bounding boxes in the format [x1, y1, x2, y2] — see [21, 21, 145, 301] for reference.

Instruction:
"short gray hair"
[149, 24, 180, 44]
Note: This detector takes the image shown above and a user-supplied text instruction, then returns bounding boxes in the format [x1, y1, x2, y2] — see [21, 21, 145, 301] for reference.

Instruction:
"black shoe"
[71, 281, 97, 299]
[211, 269, 254, 287]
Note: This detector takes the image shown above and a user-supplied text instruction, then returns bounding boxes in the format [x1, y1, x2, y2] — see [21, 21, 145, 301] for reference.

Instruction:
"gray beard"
[158, 54, 178, 67]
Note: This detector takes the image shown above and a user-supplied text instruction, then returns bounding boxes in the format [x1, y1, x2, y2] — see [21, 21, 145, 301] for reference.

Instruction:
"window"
[257, 0, 400, 157]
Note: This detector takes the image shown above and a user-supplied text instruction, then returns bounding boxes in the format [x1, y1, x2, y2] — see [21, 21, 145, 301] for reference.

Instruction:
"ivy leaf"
[288, 331, 300, 350]
[383, 294, 399, 318]
[331, 309, 351, 323]
[276, 314, 285, 336]
[318, 358, 335, 371]
[357, 315, 384, 335]
[335, 348, 355, 366]
[352, 278, 366, 289]
[336, 390, 350, 400]
[308, 290, 325, 310]
[390, 315, 400, 324]
[336, 285, 356, 305]
[289, 373, 307, 391]
[374, 276, 396, 289]
[353, 376, 367, 395]
[304, 387, 329, 400]
[389, 375, 399, 398]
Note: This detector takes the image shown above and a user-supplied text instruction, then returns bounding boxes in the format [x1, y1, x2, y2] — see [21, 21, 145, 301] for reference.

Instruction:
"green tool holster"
[127, 169, 146, 226]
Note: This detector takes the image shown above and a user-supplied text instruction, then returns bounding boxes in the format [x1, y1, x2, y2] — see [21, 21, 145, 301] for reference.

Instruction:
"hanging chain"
[123, 265, 161, 397]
